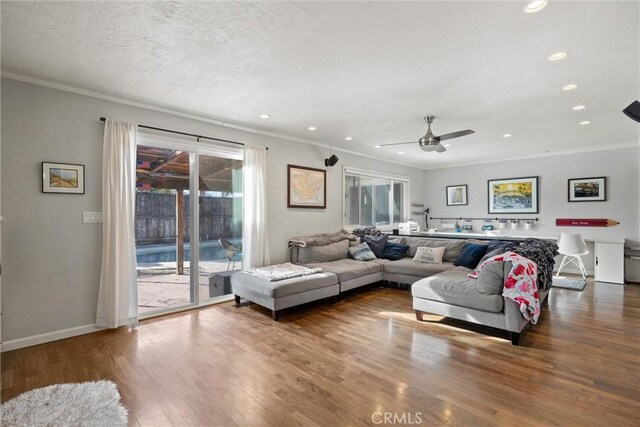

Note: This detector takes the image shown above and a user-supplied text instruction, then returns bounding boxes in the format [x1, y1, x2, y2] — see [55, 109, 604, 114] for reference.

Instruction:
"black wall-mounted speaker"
[623, 100, 640, 123]
[325, 154, 339, 167]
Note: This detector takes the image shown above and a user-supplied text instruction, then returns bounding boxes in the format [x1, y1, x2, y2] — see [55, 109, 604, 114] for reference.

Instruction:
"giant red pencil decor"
[556, 218, 620, 227]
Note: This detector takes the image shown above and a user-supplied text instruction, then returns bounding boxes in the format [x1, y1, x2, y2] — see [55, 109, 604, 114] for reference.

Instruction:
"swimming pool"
[136, 238, 242, 263]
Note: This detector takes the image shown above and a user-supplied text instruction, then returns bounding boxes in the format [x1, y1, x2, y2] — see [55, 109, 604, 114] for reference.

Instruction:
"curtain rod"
[99, 117, 268, 150]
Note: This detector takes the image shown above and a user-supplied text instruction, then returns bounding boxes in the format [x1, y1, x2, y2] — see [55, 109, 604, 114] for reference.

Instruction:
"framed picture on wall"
[488, 176, 538, 214]
[568, 177, 606, 202]
[42, 161, 85, 194]
[446, 184, 468, 206]
[287, 164, 326, 208]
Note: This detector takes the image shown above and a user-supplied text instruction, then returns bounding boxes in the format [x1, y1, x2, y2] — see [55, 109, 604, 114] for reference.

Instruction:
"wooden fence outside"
[135, 192, 241, 246]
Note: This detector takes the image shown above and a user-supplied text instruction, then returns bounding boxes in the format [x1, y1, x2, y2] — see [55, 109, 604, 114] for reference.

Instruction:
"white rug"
[552, 277, 587, 291]
[1, 380, 127, 427]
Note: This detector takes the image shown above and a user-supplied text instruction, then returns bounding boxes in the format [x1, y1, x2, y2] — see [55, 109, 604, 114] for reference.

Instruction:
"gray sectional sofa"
[233, 234, 549, 344]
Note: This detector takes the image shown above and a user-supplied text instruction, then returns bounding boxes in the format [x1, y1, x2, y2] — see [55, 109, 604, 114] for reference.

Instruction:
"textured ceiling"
[2, 1, 639, 168]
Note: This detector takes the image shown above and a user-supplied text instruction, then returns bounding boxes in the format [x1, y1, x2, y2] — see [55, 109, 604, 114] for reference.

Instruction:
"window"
[343, 167, 409, 229]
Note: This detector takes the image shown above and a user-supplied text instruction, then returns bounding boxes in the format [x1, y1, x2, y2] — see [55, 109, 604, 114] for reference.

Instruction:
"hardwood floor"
[2, 280, 639, 426]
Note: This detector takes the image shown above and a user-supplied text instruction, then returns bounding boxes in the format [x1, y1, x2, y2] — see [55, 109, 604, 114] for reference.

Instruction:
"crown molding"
[1, 70, 418, 170]
[421, 142, 640, 171]
[3, 70, 637, 173]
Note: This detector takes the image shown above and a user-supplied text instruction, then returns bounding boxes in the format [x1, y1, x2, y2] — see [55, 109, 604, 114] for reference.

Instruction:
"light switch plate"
[83, 211, 103, 224]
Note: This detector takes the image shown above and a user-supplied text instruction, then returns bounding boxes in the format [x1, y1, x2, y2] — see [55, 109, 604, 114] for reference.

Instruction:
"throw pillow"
[362, 234, 388, 257]
[379, 242, 409, 261]
[454, 243, 489, 269]
[412, 246, 446, 264]
[348, 242, 377, 261]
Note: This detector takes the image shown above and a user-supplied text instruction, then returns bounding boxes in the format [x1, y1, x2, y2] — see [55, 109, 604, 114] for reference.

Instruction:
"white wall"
[423, 147, 640, 272]
[0, 78, 426, 343]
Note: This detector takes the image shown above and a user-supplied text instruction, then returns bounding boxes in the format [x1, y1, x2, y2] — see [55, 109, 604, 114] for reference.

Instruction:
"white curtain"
[96, 120, 138, 328]
[243, 146, 270, 268]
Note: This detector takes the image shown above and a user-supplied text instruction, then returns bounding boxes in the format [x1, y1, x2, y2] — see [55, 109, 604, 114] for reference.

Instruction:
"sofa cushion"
[384, 257, 454, 277]
[454, 243, 488, 269]
[297, 240, 349, 264]
[348, 242, 377, 261]
[412, 270, 504, 313]
[379, 242, 409, 261]
[304, 259, 382, 282]
[402, 237, 466, 262]
[362, 235, 388, 257]
[413, 246, 445, 264]
[231, 271, 338, 299]
[475, 261, 508, 295]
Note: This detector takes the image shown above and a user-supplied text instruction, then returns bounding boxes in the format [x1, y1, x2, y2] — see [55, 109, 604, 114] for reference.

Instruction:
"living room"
[1, 1, 639, 425]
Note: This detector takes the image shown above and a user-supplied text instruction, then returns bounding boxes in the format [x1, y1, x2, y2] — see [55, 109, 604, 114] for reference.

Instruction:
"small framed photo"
[568, 177, 606, 202]
[287, 164, 326, 208]
[42, 162, 85, 194]
[488, 176, 538, 214]
[446, 184, 468, 206]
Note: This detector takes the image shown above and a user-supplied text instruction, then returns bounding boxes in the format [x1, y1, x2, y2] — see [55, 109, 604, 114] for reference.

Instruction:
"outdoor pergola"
[136, 145, 242, 274]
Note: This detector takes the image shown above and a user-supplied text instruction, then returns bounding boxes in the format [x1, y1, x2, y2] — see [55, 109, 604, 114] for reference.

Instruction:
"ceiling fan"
[377, 116, 475, 153]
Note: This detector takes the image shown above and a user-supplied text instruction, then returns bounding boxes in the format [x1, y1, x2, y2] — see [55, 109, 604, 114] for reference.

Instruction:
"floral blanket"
[469, 252, 541, 324]
[242, 263, 322, 281]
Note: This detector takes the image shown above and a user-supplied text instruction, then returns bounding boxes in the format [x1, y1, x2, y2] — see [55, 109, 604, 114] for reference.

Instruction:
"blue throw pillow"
[362, 234, 388, 257]
[380, 242, 409, 261]
[348, 242, 377, 261]
[454, 243, 489, 269]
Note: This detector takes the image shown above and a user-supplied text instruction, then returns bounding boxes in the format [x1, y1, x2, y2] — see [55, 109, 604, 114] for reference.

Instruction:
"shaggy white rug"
[1, 380, 127, 427]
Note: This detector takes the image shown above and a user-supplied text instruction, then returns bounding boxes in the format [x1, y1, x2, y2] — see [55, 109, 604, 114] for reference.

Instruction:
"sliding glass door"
[197, 153, 243, 302]
[134, 137, 242, 316]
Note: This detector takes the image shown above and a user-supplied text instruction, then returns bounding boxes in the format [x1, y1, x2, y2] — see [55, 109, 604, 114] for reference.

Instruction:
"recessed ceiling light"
[572, 105, 586, 111]
[524, 0, 549, 13]
[259, 114, 270, 119]
[398, 151, 404, 155]
[548, 51, 568, 61]
[580, 120, 591, 125]
[374, 145, 381, 148]
[444, 144, 451, 147]
[345, 137, 353, 141]
[502, 133, 512, 138]
[562, 83, 579, 91]
[307, 126, 316, 131]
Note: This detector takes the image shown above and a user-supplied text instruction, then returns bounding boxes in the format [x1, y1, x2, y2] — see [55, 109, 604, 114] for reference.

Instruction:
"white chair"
[555, 233, 589, 279]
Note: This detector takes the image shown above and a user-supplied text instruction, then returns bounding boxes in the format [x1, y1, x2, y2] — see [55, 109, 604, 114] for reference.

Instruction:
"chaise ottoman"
[231, 271, 339, 320]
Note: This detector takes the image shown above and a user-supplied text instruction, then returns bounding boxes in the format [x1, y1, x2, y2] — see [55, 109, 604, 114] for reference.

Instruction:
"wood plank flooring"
[2, 280, 640, 426]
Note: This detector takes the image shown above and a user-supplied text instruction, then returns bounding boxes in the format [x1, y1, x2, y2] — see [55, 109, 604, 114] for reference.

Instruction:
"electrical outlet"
[83, 211, 103, 224]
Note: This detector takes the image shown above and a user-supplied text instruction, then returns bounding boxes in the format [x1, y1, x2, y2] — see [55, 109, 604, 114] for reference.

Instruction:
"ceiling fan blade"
[435, 143, 447, 153]
[437, 129, 475, 141]
[376, 141, 417, 147]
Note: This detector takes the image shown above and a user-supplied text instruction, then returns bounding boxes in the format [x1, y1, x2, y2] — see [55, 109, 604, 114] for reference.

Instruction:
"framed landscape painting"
[287, 164, 326, 208]
[42, 162, 85, 194]
[568, 177, 606, 202]
[488, 176, 538, 214]
[446, 184, 468, 206]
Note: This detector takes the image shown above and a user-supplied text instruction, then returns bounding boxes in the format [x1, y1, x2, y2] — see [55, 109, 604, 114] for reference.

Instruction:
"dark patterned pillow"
[362, 234, 388, 257]
[379, 242, 409, 260]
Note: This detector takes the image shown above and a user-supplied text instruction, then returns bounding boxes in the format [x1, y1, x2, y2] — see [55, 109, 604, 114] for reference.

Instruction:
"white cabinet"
[595, 242, 625, 284]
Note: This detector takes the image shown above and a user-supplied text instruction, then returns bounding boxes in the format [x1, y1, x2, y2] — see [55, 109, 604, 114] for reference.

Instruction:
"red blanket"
[469, 252, 541, 324]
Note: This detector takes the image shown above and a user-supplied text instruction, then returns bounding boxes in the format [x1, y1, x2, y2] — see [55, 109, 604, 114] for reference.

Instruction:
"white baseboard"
[1, 324, 103, 352]
[554, 267, 594, 276]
